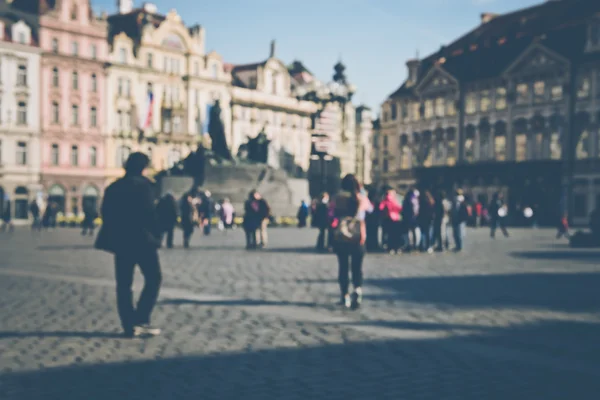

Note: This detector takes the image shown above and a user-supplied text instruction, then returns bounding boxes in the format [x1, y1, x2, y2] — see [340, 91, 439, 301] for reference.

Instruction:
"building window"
[424, 100, 434, 119]
[383, 135, 388, 148]
[173, 116, 182, 133]
[17, 65, 27, 86]
[90, 146, 97, 167]
[125, 110, 131, 130]
[125, 79, 131, 97]
[551, 85, 563, 101]
[194, 61, 199, 76]
[211, 64, 218, 79]
[551, 132, 561, 159]
[465, 93, 477, 114]
[494, 135, 507, 161]
[51, 143, 59, 165]
[147, 53, 153, 68]
[91, 74, 97, 92]
[71, 5, 78, 20]
[72, 71, 78, 90]
[401, 103, 408, 120]
[51, 38, 59, 53]
[90, 107, 97, 127]
[17, 102, 27, 125]
[390, 103, 397, 120]
[91, 45, 97, 60]
[480, 90, 491, 112]
[534, 81, 545, 103]
[71, 41, 79, 56]
[578, 77, 591, 99]
[446, 99, 456, 116]
[119, 48, 127, 64]
[516, 83, 529, 104]
[495, 87, 507, 110]
[516, 134, 527, 161]
[16, 142, 27, 165]
[71, 104, 79, 125]
[52, 67, 59, 87]
[71, 145, 79, 166]
[18, 32, 26, 44]
[382, 159, 389, 173]
[51, 101, 60, 123]
[411, 103, 420, 121]
[576, 130, 590, 159]
[435, 98, 445, 117]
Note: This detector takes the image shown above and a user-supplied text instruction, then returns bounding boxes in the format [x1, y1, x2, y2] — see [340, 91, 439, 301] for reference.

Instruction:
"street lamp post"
[295, 62, 356, 197]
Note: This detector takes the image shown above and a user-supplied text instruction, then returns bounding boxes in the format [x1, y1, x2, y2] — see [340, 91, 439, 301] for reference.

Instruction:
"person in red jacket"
[379, 188, 403, 254]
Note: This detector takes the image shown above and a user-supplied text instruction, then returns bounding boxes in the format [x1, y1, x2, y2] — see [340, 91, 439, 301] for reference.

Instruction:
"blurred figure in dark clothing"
[29, 200, 42, 231]
[297, 200, 309, 228]
[157, 192, 178, 248]
[81, 204, 98, 236]
[199, 190, 214, 236]
[180, 193, 197, 248]
[95, 152, 162, 338]
[418, 191, 435, 253]
[314, 193, 331, 251]
[489, 192, 509, 238]
[244, 190, 261, 249]
[365, 190, 381, 252]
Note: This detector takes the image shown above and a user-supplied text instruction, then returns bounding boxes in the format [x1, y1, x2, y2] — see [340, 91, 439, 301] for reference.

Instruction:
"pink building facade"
[37, 0, 108, 215]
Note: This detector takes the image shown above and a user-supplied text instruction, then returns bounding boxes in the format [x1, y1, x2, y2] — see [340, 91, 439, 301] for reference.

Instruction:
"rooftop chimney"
[406, 59, 421, 86]
[269, 39, 276, 58]
[481, 13, 499, 24]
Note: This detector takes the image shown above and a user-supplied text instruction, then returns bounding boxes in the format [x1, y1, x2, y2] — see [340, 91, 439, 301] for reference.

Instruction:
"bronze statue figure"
[208, 100, 232, 162]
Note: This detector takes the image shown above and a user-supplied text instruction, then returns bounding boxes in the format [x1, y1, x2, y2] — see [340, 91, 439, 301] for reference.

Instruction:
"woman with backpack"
[330, 174, 372, 309]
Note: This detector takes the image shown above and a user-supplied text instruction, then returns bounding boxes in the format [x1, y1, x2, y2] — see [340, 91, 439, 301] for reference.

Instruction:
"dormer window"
[18, 32, 25, 44]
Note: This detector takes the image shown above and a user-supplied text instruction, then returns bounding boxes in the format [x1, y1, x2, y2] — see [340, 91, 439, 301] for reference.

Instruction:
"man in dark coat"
[156, 192, 178, 248]
[95, 152, 162, 338]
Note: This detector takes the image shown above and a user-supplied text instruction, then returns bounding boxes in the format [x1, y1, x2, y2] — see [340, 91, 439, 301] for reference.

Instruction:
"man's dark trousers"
[114, 250, 162, 332]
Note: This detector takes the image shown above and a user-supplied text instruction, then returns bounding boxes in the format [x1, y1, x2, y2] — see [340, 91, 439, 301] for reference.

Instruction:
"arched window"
[71, 5, 78, 20]
[52, 67, 59, 87]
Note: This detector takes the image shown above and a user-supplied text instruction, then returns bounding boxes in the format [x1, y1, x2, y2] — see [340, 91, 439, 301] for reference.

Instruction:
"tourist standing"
[81, 204, 98, 236]
[156, 192, 178, 248]
[365, 190, 381, 252]
[314, 193, 332, 251]
[489, 192, 510, 238]
[220, 198, 235, 232]
[243, 190, 261, 249]
[95, 152, 162, 338]
[330, 174, 372, 309]
[418, 190, 435, 253]
[180, 194, 197, 249]
[1, 195, 13, 233]
[450, 189, 469, 252]
[433, 191, 451, 251]
[297, 200, 309, 228]
[379, 188, 402, 254]
[402, 188, 420, 251]
[29, 200, 42, 231]
[200, 191, 214, 236]
[255, 192, 271, 248]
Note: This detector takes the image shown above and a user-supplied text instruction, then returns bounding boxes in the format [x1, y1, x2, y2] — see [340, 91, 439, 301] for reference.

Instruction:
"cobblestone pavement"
[1, 227, 600, 399]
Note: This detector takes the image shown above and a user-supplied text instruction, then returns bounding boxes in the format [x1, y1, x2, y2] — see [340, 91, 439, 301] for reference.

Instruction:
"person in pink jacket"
[379, 188, 403, 254]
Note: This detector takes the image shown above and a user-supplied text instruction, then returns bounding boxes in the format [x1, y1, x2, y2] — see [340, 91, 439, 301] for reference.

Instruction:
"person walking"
[180, 193, 197, 249]
[379, 187, 402, 254]
[81, 204, 98, 236]
[450, 189, 469, 252]
[433, 191, 451, 251]
[220, 198, 235, 233]
[297, 200, 309, 228]
[418, 190, 435, 253]
[255, 192, 271, 248]
[94, 152, 162, 338]
[1, 195, 14, 233]
[243, 190, 261, 249]
[314, 193, 332, 252]
[330, 174, 372, 310]
[29, 200, 42, 232]
[156, 192, 178, 248]
[489, 192, 510, 238]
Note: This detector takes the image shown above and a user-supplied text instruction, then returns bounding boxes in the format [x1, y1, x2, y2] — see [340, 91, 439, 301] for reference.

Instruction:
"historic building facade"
[377, 0, 600, 225]
[105, 3, 231, 182]
[0, 10, 41, 223]
[11, 0, 109, 215]
[228, 44, 317, 176]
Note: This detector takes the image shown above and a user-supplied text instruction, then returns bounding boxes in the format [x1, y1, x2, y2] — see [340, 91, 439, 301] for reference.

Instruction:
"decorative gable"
[504, 43, 569, 77]
[415, 66, 458, 95]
